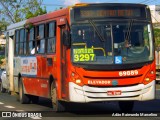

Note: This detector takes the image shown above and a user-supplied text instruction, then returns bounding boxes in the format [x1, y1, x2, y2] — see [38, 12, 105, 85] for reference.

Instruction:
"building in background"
[0, 31, 5, 46]
[149, 5, 160, 27]
[0, 31, 5, 69]
[0, 31, 5, 56]
[0, 38, 6, 46]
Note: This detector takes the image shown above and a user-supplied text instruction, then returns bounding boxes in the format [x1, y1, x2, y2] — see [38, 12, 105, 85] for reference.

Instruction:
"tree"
[0, 0, 47, 24]
[0, 18, 9, 31]
[154, 28, 160, 49]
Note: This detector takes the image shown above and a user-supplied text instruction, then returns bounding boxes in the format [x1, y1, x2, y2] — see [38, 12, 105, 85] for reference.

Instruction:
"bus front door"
[60, 26, 68, 100]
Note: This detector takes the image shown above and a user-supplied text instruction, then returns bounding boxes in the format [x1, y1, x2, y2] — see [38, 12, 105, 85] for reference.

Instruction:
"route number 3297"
[119, 70, 138, 76]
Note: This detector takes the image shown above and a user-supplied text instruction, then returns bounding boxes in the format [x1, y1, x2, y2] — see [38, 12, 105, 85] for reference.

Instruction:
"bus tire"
[51, 82, 65, 112]
[31, 95, 39, 104]
[0, 82, 6, 93]
[119, 101, 134, 112]
[19, 78, 30, 104]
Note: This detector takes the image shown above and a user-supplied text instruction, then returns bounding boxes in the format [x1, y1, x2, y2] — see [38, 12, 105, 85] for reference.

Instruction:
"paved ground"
[0, 85, 160, 119]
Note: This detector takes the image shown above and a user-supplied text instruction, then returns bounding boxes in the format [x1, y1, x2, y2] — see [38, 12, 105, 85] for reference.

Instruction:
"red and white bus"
[6, 3, 155, 112]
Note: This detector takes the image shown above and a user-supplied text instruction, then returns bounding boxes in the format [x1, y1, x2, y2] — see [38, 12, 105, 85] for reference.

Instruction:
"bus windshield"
[71, 21, 154, 65]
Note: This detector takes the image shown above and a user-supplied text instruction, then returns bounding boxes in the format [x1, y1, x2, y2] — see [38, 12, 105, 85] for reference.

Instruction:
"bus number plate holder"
[107, 90, 122, 96]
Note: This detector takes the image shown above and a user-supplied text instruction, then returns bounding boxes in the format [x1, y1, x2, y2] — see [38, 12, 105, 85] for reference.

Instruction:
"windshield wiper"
[125, 19, 134, 47]
[88, 20, 105, 42]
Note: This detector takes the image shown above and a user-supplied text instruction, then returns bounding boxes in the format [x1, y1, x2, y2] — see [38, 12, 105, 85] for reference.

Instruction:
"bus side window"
[36, 24, 45, 53]
[19, 29, 25, 55]
[15, 30, 19, 56]
[29, 27, 35, 54]
[24, 29, 27, 55]
[47, 21, 56, 53]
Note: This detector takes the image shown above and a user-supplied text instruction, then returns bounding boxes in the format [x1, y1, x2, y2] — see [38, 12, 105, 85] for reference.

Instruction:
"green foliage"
[154, 28, 160, 48]
[0, 46, 4, 51]
[0, 46, 5, 66]
[0, 0, 47, 24]
[0, 18, 9, 31]
[0, 56, 4, 65]
[26, 6, 47, 19]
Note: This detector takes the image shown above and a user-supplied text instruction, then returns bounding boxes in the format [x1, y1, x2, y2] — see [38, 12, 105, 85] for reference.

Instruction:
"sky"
[42, 0, 160, 12]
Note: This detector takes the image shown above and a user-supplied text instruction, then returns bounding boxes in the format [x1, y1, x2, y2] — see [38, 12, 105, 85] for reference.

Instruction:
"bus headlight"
[143, 69, 155, 85]
[145, 78, 150, 82]
[76, 79, 81, 84]
[71, 72, 83, 86]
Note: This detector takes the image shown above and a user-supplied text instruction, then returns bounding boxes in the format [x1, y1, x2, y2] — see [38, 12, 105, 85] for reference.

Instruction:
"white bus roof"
[7, 20, 26, 36]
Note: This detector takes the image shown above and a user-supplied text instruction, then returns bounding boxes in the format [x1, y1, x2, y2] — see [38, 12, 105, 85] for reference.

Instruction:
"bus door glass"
[60, 25, 68, 99]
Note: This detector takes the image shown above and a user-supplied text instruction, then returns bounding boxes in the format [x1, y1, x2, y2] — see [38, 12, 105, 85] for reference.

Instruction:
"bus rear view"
[68, 3, 155, 112]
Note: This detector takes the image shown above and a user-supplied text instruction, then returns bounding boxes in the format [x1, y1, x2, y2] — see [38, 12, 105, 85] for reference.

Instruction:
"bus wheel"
[31, 95, 39, 104]
[0, 82, 6, 93]
[51, 82, 65, 112]
[19, 78, 30, 104]
[119, 101, 134, 112]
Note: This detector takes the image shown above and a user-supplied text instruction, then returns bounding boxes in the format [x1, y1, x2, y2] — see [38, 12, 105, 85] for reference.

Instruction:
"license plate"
[107, 90, 122, 96]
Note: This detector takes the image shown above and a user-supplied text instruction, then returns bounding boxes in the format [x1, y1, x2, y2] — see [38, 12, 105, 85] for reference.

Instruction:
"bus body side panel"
[8, 37, 14, 92]
[6, 20, 27, 93]
[23, 77, 50, 98]
[20, 17, 68, 99]
[22, 9, 70, 100]
[21, 54, 57, 98]
[13, 57, 21, 92]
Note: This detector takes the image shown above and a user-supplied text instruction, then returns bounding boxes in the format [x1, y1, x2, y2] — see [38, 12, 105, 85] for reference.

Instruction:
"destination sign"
[73, 48, 96, 62]
[74, 6, 146, 20]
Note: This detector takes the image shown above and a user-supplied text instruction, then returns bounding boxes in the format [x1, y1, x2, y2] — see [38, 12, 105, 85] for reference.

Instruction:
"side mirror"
[63, 30, 71, 47]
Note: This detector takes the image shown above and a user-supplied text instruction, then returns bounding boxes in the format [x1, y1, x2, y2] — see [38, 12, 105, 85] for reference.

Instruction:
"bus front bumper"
[69, 80, 155, 102]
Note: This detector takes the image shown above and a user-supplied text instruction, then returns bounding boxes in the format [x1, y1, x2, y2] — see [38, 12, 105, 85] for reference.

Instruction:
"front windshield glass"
[71, 21, 153, 65]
